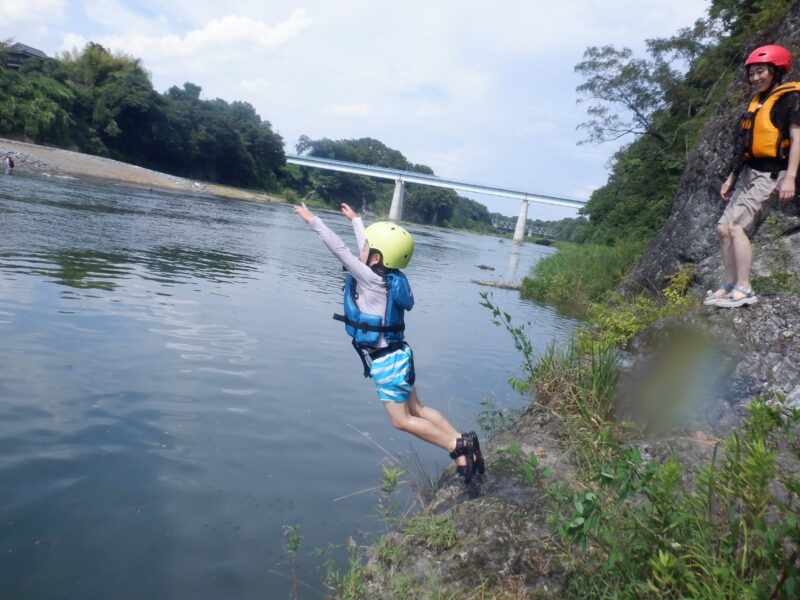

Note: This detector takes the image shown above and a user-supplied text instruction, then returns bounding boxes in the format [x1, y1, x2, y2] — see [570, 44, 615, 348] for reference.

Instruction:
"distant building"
[5, 43, 48, 70]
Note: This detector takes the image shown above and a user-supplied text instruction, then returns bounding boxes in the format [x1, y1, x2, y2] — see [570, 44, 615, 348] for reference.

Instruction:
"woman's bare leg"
[716, 224, 737, 293]
[729, 224, 753, 292]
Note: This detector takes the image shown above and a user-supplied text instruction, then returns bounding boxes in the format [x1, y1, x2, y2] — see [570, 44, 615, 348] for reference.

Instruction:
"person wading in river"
[293, 201, 485, 484]
[705, 44, 800, 308]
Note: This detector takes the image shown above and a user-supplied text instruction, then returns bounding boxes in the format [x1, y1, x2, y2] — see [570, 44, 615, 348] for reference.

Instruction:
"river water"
[0, 172, 576, 599]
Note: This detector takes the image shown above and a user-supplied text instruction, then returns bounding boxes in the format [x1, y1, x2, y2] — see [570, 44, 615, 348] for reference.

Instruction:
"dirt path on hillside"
[0, 138, 279, 202]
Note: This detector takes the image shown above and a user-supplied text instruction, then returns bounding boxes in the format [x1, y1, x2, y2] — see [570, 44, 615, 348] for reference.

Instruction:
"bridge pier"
[388, 179, 405, 222]
[513, 198, 529, 244]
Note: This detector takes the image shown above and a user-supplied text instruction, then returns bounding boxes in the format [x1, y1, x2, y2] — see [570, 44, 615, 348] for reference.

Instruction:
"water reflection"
[1, 251, 132, 291]
[0, 244, 261, 293]
[505, 247, 521, 283]
[139, 246, 260, 284]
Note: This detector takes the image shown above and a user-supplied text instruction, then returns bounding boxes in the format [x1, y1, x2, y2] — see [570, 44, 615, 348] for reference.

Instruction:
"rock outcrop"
[363, 406, 573, 598]
[616, 293, 800, 433]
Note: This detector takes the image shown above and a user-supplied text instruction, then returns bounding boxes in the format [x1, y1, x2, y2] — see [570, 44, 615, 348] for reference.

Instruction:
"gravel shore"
[0, 137, 279, 202]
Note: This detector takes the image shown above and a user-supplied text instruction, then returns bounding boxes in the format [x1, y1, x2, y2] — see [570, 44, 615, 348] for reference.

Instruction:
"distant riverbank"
[0, 137, 278, 202]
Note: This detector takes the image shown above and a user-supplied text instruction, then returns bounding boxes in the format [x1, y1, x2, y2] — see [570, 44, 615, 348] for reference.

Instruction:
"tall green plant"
[282, 523, 303, 600]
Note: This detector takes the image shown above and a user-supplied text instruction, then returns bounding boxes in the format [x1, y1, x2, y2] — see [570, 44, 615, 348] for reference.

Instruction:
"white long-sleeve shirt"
[309, 215, 390, 348]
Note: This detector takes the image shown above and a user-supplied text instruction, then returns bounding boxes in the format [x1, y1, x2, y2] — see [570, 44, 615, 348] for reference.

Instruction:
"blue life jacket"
[333, 270, 414, 348]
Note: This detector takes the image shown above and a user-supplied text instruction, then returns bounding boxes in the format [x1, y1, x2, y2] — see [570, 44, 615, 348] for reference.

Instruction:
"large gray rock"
[615, 293, 800, 438]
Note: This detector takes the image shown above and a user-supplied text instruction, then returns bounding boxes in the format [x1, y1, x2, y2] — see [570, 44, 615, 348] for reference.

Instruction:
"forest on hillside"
[0, 43, 285, 190]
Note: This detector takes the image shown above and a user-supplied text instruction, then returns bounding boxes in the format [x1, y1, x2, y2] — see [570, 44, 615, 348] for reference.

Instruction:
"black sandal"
[464, 431, 485, 476]
[449, 436, 475, 484]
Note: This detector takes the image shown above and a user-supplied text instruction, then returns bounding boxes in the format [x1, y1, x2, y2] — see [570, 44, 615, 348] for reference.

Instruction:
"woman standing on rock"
[4, 154, 13, 175]
[705, 45, 800, 308]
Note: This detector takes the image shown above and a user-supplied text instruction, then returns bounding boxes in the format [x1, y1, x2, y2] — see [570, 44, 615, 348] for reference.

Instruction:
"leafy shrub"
[553, 397, 800, 600]
[585, 263, 696, 348]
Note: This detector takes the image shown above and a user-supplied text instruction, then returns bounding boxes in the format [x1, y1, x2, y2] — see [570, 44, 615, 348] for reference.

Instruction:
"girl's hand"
[340, 203, 358, 221]
[294, 202, 315, 223]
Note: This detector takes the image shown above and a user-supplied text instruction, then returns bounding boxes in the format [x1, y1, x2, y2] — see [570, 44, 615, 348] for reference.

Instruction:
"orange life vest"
[739, 82, 800, 161]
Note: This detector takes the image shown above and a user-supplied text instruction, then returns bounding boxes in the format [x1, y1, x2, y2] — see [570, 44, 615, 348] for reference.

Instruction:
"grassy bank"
[486, 279, 800, 599]
[521, 241, 645, 318]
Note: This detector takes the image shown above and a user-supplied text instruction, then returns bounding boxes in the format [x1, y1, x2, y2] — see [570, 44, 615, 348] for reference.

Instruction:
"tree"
[295, 136, 406, 212]
[708, 0, 792, 36]
[575, 45, 673, 146]
[404, 184, 456, 226]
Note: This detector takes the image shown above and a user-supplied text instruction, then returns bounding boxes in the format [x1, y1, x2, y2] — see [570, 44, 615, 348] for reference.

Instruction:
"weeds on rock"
[282, 523, 303, 600]
[481, 291, 624, 475]
[551, 397, 800, 599]
[487, 265, 800, 599]
[311, 537, 370, 600]
[585, 263, 696, 348]
[753, 271, 800, 295]
[476, 398, 520, 438]
[401, 509, 457, 552]
[376, 463, 405, 526]
[495, 440, 551, 486]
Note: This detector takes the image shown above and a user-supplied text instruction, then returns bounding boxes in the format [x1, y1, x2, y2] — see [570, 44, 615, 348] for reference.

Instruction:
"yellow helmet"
[364, 222, 414, 269]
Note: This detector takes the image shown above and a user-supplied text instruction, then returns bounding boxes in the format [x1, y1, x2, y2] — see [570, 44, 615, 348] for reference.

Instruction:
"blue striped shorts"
[369, 344, 415, 402]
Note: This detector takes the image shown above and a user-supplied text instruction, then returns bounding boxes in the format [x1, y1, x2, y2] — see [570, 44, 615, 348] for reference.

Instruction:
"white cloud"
[0, 0, 65, 25]
[59, 9, 312, 71]
[79, 0, 170, 36]
[324, 103, 371, 117]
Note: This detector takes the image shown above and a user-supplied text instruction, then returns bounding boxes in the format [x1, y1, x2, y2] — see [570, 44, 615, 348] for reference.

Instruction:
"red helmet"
[745, 45, 791, 72]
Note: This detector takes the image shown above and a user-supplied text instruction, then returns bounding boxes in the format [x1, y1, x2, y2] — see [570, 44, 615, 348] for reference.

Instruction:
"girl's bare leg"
[382, 388, 466, 466]
[406, 387, 460, 438]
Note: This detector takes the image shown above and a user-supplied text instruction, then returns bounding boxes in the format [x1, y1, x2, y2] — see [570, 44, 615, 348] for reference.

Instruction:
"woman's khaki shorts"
[718, 166, 784, 235]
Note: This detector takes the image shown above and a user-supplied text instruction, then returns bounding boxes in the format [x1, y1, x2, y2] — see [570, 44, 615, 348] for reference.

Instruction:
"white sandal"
[703, 282, 733, 305]
[715, 285, 757, 308]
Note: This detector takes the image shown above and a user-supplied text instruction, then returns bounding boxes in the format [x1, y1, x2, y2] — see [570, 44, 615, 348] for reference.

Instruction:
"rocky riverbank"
[0, 137, 278, 202]
[349, 291, 799, 598]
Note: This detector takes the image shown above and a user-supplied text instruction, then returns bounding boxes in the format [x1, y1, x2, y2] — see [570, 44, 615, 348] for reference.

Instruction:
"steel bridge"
[286, 154, 586, 243]
[490, 219, 554, 238]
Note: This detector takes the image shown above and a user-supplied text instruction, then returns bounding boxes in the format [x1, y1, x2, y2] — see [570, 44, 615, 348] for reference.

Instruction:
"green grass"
[401, 509, 457, 552]
[521, 240, 645, 317]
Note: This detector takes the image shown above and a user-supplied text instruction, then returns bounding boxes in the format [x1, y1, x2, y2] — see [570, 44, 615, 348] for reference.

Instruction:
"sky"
[2, 0, 711, 220]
